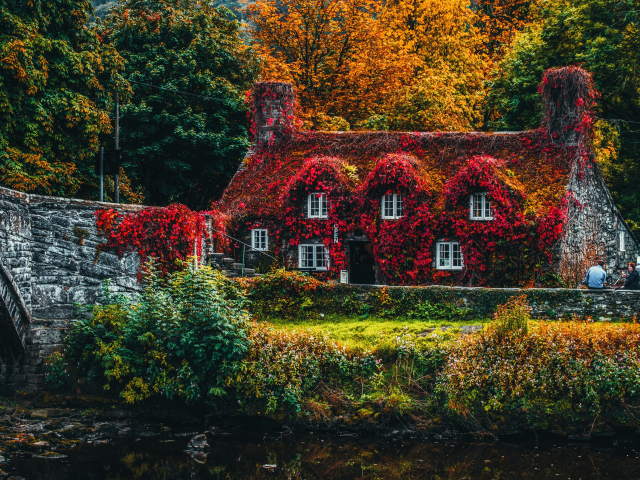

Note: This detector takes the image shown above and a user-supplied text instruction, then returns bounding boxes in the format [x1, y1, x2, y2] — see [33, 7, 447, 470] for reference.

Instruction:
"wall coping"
[0, 186, 145, 211]
[347, 284, 640, 295]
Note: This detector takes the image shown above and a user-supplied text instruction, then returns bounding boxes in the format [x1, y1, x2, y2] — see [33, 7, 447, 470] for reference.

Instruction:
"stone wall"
[560, 152, 639, 283]
[0, 188, 259, 395]
[0, 187, 147, 394]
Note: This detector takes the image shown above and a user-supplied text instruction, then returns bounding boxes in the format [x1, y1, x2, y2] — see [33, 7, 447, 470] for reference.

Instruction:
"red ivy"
[96, 204, 206, 277]
[355, 154, 435, 285]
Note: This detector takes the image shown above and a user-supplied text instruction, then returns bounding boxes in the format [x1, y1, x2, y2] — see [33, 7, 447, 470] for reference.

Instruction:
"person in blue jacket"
[584, 260, 607, 289]
[617, 262, 640, 290]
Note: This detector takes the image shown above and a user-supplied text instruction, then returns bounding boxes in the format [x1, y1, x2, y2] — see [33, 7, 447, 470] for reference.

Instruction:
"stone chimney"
[252, 82, 295, 148]
[540, 66, 596, 147]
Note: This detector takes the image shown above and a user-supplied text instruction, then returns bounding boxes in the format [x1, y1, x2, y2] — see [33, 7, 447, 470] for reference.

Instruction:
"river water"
[5, 430, 640, 479]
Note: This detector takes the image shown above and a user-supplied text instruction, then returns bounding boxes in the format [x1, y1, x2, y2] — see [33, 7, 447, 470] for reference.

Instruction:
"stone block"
[22, 365, 41, 374]
[68, 286, 99, 304]
[25, 374, 45, 384]
[33, 284, 68, 305]
[48, 256, 79, 271]
[29, 328, 65, 345]
[32, 305, 76, 320]
[96, 252, 122, 270]
[116, 276, 140, 291]
[124, 253, 140, 274]
[50, 216, 73, 228]
[79, 263, 116, 280]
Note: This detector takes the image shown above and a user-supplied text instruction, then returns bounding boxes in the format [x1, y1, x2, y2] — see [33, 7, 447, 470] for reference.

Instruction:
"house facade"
[218, 68, 638, 287]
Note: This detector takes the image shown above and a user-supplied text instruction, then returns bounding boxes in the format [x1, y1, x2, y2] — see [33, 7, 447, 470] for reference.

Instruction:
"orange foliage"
[473, 0, 542, 57]
[246, 0, 542, 131]
[246, 0, 416, 127]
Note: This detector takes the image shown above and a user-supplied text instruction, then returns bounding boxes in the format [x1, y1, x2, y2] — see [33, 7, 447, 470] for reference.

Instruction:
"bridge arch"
[0, 260, 30, 357]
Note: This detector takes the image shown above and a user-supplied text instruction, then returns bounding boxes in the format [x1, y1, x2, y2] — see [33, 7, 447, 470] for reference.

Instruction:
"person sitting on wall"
[584, 260, 608, 289]
[616, 262, 640, 290]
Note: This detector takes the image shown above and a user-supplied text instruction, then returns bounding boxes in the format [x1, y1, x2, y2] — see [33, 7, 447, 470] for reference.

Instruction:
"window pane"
[452, 243, 462, 267]
[260, 231, 266, 250]
[485, 198, 492, 218]
[315, 245, 327, 268]
[439, 243, 450, 267]
[473, 194, 482, 218]
[310, 194, 319, 217]
[301, 246, 313, 267]
[395, 194, 403, 218]
[320, 194, 327, 217]
[383, 195, 393, 218]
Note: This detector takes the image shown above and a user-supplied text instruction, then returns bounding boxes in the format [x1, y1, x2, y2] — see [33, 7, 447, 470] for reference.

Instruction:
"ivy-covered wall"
[221, 67, 640, 288]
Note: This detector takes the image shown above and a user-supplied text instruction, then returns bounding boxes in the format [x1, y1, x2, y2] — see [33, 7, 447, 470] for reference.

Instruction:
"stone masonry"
[0, 187, 254, 395]
[1, 184, 638, 395]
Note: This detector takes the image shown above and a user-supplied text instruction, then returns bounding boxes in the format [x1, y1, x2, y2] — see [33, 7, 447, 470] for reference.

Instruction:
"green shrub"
[65, 264, 250, 405]
[490, 294, 530, 339]
[406, 300, 470, 321]
[43, 352, 68, 389]
[227, 323, 377, 415]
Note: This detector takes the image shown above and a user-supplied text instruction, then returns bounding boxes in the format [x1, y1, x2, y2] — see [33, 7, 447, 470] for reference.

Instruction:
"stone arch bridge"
[0, 187, 251, 394]
[0, 187, 144, 393]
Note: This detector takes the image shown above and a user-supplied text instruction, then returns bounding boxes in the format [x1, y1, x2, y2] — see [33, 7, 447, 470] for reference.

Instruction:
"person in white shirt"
[584, 260, 607, 289]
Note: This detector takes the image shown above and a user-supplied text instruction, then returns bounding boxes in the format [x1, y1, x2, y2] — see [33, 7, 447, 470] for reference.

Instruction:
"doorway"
[349, 241, 376, 284]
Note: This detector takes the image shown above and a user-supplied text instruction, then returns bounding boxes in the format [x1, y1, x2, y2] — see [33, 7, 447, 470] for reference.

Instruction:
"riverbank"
[1, 394, 640, 480]
[24, 268, 640, 444]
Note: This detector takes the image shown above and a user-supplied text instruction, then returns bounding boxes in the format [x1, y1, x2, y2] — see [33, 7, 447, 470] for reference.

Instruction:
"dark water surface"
[6, 432, 640, 479]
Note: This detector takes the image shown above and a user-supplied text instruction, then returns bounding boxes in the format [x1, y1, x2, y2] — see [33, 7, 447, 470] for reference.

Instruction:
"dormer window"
[251, 229, 268, 251]
[436, 241, 464, 270]
[381, 194, 403, 219]
[308, 193, 328, 218]
[469, 193, 493, 220]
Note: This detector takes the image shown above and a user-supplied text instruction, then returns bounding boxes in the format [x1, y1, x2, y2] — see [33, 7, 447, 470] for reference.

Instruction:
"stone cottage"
[218, 67, 638, 287]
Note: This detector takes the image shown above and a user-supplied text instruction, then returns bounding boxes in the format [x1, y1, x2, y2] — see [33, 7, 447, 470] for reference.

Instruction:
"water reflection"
[8, 432, 640, 479]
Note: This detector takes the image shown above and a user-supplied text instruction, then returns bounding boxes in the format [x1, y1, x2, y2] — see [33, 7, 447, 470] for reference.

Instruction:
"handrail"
[207, 228, 280, 277]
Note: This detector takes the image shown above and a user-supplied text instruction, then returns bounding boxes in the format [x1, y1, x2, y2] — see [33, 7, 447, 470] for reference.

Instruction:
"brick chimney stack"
[540, 66, 597, 147]
[252, 81, 295, 148]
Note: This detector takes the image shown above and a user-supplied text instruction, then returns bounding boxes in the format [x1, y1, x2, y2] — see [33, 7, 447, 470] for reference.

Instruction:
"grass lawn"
[263, 314, 493, 351]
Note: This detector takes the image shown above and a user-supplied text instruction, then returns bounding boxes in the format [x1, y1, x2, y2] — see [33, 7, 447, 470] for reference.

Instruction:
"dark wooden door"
[350, 242, 376, 284]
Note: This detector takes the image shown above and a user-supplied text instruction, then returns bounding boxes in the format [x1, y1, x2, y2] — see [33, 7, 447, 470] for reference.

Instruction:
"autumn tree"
[97, 0, 260, 209]
[0, 0, 127, 197]
[379, 0, 488, 131]
[486, 0, 640, 231]
[245, 0, 416, 128]
[471, 0, 541, 57]
[247, 0, 493, 132]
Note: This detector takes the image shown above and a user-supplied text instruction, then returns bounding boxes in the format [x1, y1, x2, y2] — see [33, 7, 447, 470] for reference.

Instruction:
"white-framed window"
[436, 241, 464, 270]
[620, 231, 626, 252]
[298, 244, 330, 270]
[251, 229, 268, 251]
[381, 194, 403, 219]
[469, 193, 493, 220]
[308, 193, 328, 218]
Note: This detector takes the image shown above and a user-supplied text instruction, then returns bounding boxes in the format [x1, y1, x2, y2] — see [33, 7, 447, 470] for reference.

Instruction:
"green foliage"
[486, 0, 640, 233]
[490, 294, 530, 338]
[43, 352, 69, 389]
[96, 0, 260, 209]
[227, 323, 376, 415]
[406, 301, 470, 321]
[0, 0, 127, 196]
[65, 265, 251, 405]
[243, 269, 583, 321]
